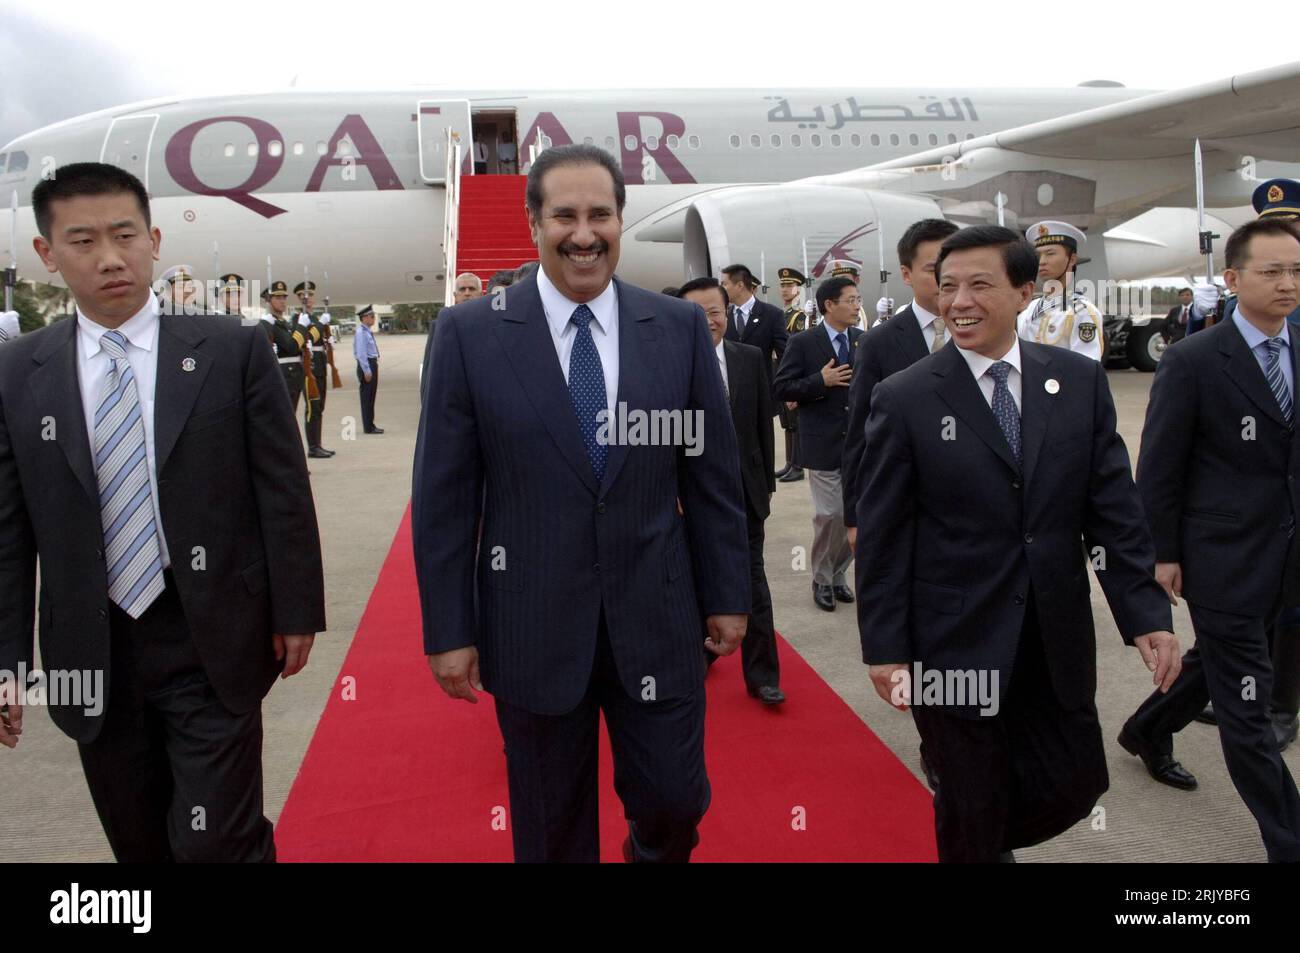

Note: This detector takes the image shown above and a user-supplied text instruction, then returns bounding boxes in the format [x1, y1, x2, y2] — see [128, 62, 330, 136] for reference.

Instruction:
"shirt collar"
[823, 320, 851, 346]
[956, 334, 1022, 382]
[1233, 305, 1291, 351]
[736, 294, 755, 317]
[77, 293, 159, 358]
[715, 339, 726, 361]
[538, 265, 617, 338]
[911, 299, 940, 328]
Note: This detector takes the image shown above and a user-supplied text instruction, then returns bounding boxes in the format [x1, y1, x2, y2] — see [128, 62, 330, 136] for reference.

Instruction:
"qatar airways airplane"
[2, 64, 1299, 305]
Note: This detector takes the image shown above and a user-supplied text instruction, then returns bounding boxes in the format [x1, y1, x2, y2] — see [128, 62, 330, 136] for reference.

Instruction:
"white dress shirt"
[911, 299, 945, 351]
[538, 265, 620, 419]
[714, 339, 729, 398]
[955, 335, 1023, 414]
[1234, 305, 1294, 404]
[732, 293, 755, 335]
[76, 295, 171, 568]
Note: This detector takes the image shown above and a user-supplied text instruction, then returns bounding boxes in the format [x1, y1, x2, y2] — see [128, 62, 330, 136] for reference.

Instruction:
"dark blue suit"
[412, 274, 750, 861]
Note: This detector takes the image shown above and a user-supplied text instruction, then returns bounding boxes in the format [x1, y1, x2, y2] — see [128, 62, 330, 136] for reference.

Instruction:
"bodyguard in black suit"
[774, 277, 863, 611]
[414, 147, 750, 863]
[721, 264, 789, 399]
[0, 164, 325, 861]
[855, 227, 1178, 863]
[843, 219, 958, 543]
[681, 278, 783, 705]
[1122, 218, 1300, 862]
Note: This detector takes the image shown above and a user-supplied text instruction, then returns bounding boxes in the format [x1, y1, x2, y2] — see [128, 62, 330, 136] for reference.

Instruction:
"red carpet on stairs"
[456, 175, 536, 282]
[275, 506, 938, 862]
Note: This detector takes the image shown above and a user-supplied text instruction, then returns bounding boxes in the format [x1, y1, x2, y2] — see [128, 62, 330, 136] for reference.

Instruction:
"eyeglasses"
[1238, 267, 1300, 281]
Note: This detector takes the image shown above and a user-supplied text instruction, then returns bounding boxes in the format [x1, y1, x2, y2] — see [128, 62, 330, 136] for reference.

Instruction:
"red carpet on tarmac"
[275, 506, 937, 862]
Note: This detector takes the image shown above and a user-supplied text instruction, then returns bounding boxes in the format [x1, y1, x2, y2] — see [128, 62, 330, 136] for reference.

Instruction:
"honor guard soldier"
[1016, 220, 1103, 360]
[295, 281, 335, 459]
[777, 267, 807, 482]
[261, 280, 307, 412]
[829, 259, 869, 328]
[159, 264, 200, 315]
[219, 272, 244, 316]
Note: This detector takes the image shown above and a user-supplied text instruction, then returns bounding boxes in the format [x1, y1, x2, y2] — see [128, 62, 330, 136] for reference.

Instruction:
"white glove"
[803, 298, 817, 317]
[320, 312, 331, 325]
[876, 297, 894, 318]
[0, 311, 19, 341]
[297, 314, 311, 327]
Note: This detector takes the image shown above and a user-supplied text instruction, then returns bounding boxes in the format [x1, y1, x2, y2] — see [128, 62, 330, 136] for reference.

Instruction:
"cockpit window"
[7, 151, 28, 173]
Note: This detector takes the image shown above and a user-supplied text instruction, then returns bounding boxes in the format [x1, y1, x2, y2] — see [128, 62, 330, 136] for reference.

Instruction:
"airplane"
[2, 65, 1298, 312]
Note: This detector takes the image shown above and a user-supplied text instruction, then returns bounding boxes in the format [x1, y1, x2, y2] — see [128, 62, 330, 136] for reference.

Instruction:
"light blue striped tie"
[95, 330, 164, 619]
[1264, 337, 1294, 426]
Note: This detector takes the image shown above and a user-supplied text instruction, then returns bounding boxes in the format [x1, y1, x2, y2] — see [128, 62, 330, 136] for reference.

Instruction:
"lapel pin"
[1044, 378, 1060, 394]
[181, 357, 196, 372]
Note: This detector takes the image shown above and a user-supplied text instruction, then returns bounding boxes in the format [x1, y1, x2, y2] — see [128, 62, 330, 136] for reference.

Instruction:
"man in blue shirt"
[353, 305, 382, 435]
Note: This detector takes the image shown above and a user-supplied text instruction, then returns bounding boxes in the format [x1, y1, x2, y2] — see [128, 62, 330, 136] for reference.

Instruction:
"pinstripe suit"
[413, 273, 750, 861]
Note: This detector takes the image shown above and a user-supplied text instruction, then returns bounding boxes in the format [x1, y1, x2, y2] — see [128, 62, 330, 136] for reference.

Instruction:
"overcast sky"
[3, 0, 1296, 148]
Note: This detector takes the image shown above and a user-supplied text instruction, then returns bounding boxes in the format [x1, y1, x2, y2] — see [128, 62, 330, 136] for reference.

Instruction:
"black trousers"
[493, 615, 710, 863]
[909, 602, 1107, 863]
[77, 573, 275, 862]
[357, 357, 379, 432]
[281, 363, 304, 415]
[305, 356, 327, 449]
[741, 500, 779, 690]
[1129, 602, 1300, 862]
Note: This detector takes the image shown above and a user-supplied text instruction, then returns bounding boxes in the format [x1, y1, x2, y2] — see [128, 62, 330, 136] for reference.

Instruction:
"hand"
[820, 358, 852, 388]
[869, 663, 911, 710]
[1134, 631, 1181, 692]
[1155, 562, 1182, 606]
[0, 679, 22, 749]
[428, 646, 482, 703]
[274, 633, 316, 678]
[784, 400, 797, 411]
[704, 614, 747, 657]
[876, 296, 894, 317]
[364, 372, 373, 382]
[846, 526, 857, 548]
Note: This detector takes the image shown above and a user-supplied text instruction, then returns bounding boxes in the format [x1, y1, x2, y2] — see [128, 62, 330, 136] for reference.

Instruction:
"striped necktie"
[931, 317, 946, 353]
[1264, 337, 1294, 425]
[95, 330, 165, 619]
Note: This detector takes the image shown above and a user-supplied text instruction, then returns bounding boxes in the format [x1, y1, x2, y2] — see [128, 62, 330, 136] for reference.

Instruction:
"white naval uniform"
[1016, 292, 1103, 361]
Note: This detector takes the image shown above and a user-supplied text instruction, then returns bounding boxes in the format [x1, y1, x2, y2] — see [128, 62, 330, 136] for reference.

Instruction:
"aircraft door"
[101, 115, 159, 188]
[417, 99, 472, 184]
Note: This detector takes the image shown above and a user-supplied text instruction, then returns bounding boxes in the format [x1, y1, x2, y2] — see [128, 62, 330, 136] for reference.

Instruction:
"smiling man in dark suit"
[854, 225, 1179, 862]
[1122, 217, 1300, 862]
[0, 162, 325, 862]
[414, 145, 750, 863]
[774, 276, 864, 611]
[681, 277, 782, 705]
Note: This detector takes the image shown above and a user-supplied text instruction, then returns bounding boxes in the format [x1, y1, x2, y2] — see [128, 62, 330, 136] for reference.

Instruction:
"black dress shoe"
[833, 584, 855, 604]
[1271, 710, 1299, 751]
[1118, 726, 1198, 790]
[998, 851, 1016, 863]
[307, 446, 333, 459]
[365, 427, 385, 434]
[775, 464, 791, 479]
[1193, 703, 1217, 726]
[813, 583, 835, 611]
[317, 446, 336, 456]
[621, 836, 635, 863]
[748, 685, 786, 706]
[778, 467, 805, 483]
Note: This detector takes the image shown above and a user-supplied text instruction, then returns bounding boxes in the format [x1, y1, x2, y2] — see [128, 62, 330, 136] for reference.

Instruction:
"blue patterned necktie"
[835, 332, 850, 367]
[1264, 337, 1293, 425]
[95, 330, 165, 618]
[567, 305, 608, 482]
[987, 360, 1022, 468]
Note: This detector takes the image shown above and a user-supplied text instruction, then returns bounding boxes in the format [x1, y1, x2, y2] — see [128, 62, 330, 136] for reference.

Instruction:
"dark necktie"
[1264, 337, 1293, 425]
[1180, 306, 1189, 326]
[835, 332, 850, 367]
[568, 305, 608, 482]
[987, 360, 1021, 468]
[734, 305, 746, 337]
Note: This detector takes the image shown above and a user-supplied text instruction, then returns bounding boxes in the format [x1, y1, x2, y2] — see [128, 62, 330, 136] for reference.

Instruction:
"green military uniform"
[262, 281, 307, 411]
[295, 281, 332, 457]
[777, 267, 807, 482]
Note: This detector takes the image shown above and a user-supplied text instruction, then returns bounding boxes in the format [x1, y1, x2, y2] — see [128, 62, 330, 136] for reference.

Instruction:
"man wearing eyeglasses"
[774, 276, 863, 612]
[1122, 217, 1300, 862]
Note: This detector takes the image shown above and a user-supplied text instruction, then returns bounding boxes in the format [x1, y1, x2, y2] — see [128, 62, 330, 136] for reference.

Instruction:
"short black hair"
[661, 286, 680, 297]
[897, 218, 959, 268]
[721, 264, 757, 289]
[935, 225, 1038, 286]
[816, 276, 858, 312]
[1177, 287, 1194, 297]
[32, 161, 152, 239]
[513, 260, 540, 282]
[1224, 217, 1300, 270]
[486, 269, 515, 291]
[525, 144, 626, 218]
[678, 276, 729, 308]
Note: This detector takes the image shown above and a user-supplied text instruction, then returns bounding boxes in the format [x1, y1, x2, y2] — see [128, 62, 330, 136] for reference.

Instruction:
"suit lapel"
[154, 315, 212, 475]
[1018, 343, 1055, 487]
[495, 277, 600, 497]
[1219, 320, 1288, 429]
[932, 342, 1019, 473]
[895, 306, 928, 363]
[28, 318, 97, 505]
[723, 340, 740, 412]
[598, 280, 658, 496]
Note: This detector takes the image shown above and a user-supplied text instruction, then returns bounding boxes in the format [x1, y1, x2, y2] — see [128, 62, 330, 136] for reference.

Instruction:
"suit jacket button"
[593, 563, 600, 573]
[1012, 480, 1022, 490]
[1013, 594, 1025, 605]
[1024, 533, 1034, 544]
[95, 548, 104, 560]
[597, 503, 607, 514]
[98, 608, 108, 621]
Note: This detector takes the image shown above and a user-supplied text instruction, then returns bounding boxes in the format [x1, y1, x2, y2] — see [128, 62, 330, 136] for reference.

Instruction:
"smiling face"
[526, 162, 621, 303]
[33, 191, 160, 327]
[684, 286, 729, 346]
[938, 246, 1035, 359]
